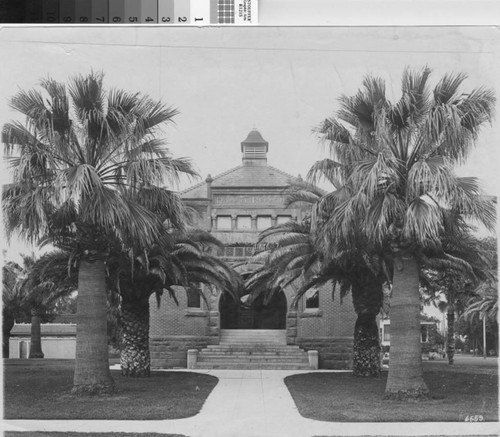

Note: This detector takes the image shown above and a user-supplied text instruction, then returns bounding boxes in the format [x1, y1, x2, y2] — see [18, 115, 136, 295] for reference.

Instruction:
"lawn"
[285, 361, 498, 422]
[4, 359, 218, 420]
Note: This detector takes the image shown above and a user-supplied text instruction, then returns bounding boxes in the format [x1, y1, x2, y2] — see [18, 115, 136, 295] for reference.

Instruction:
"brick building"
[149, 129, 356, 369]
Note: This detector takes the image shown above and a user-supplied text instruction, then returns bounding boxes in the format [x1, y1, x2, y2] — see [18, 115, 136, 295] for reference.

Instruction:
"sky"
[0, 26, 499, 260]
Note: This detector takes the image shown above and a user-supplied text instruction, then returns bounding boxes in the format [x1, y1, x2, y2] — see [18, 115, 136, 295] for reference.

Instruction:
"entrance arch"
[219, 290, 287, 330]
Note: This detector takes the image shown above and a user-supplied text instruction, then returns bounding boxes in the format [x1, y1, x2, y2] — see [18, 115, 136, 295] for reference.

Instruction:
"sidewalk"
[4, 369, 498, 437]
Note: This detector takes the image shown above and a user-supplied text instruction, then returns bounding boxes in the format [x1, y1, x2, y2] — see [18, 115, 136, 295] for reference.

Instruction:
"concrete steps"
[195, 329, 312, 370]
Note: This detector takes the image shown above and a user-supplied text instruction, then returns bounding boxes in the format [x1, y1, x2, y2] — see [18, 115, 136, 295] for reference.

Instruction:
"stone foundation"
[150, 336, 214, 368]
[296, 337, 353, 369]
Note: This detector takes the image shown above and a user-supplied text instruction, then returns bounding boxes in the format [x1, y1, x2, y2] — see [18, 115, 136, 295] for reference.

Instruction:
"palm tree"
[421, 234, 495, 364]
[2, 72, 197, 394]
[288, 165, 388, 376]
[2, 260, 30, 357]
[107, 229, 242, 377]
[245, 220, 385, 376]
[459, 263, 498, 355]
[317, 68, 495, 399]
[19, 251, 79, 359]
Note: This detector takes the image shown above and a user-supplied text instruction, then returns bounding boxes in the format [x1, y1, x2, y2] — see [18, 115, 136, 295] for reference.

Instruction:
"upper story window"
[257, 216, 272, 230]
[383, 325, 390, 342]
[421, 325, 429, 343]
[237, 216, 251, 230]
[216, 216, 231, 230]
[186, 285, 202, 308]
[277, 215, 293, 225]
[305, 288, 319, 309]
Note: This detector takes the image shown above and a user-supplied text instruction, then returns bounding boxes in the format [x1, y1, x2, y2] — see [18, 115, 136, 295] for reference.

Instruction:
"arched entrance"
[219, 290, 287, 330]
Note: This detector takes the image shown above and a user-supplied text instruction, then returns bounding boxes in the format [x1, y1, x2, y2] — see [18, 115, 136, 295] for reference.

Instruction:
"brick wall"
[149, 286, 219, 368]
[297, 282, 355, 339]
[149, 281, 356, 369]
[297, 338, 353, 369]
[295, 282, 356, 369]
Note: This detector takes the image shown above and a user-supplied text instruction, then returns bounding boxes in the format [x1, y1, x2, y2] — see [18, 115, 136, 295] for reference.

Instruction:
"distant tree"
[2, 260, 30, 357]
[458, 271, 498, 355]
[421, 235, 495, 364]
[18, 252, 78, 358]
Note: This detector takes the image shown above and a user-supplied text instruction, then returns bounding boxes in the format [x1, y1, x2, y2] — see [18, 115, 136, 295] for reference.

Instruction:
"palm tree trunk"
[352, 312, 381, 376]
[3, 314, 15, 358]
[120, 299, 151, 377]
[446, 310, 455, 365]
[28, 309, 44, 359]
[72, 259, 114, 395]
[351, 279, 383, 377]
[384, 253, 429, 400]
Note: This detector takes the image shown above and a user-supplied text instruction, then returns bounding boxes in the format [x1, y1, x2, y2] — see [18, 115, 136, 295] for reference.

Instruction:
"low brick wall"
[297, 337, 353, 370]
[150, 336, 214, 369]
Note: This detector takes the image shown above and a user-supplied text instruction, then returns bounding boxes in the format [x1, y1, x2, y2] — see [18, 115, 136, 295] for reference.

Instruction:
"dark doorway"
[219, 291, 287, 329]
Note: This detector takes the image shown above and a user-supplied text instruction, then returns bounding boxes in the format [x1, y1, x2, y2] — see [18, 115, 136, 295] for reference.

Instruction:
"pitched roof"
[182, 164, 300, 199]
[241, 129, 269, 150]
[10, 323, 76, 337]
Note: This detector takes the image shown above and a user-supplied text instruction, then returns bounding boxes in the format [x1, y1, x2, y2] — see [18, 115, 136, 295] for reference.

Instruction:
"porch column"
[287, 310, 298, 345]
[251, 214, 257, 231]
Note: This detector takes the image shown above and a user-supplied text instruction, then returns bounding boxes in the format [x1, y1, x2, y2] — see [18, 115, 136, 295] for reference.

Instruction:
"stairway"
[195, 329, 312, 370]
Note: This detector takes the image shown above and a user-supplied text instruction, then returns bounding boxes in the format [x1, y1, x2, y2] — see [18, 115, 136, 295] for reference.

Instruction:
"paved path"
[3, 369, 498, 437]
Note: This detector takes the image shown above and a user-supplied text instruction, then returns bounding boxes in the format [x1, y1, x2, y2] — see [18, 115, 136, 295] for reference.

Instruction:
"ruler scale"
[75, 0, 92, 24]
[174, 0, 190, 24]
[158, 0, 174, 24]
[6, 0, 258, 24]
[141, 0, 158, 23]
[91, 0, 109, 24]
[59, 0, 76, 23]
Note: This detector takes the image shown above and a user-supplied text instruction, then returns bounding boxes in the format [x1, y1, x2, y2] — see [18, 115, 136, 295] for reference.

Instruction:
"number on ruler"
[96, 17, 105, 22]
[129, 16, 138, 22]
[113, 16, 121, 22]
[161, 17, 171, 22]
[145, 17, 154, 22]
[63, 16, 72, 22]
[80, 16, 89, 22]
[178, 16, 187, 22]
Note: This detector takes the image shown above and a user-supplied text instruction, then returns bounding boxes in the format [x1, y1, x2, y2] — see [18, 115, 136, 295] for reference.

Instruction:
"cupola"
[241, 129, 268, 166]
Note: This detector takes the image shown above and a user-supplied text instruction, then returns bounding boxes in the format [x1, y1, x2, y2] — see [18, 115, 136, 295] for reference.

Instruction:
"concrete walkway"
[3, 369, 498, 437]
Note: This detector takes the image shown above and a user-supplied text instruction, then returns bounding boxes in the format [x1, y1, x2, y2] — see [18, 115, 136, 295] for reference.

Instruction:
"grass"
[285, 361, 498, 422]
[4, 359, 218, 420]
[5, 434, 186, 437]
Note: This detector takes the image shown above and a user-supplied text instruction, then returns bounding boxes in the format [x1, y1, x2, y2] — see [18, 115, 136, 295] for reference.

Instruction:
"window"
[237, 216, 251, 230]
[186, 285, 202, 308]
[421, 325, 429, 343]
[216, 216, 231, 230]
[383, 325, 390, 342]
[305, 288, 319, 309]
[277, 215, 292, 225]
[257, 216, 272, 230]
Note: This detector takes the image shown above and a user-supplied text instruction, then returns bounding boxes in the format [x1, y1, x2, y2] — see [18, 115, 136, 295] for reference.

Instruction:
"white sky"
[1, 26, 499, 259]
